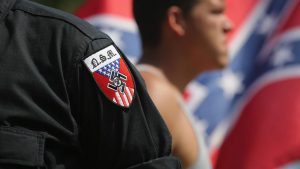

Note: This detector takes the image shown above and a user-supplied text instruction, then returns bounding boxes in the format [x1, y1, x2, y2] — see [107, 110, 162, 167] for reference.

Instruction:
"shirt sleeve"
[72, 37, 181, 169]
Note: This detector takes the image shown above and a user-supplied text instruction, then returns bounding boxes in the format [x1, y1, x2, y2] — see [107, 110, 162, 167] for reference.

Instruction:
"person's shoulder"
[140, 71, 180, 103]
[13, 0, 109, 40]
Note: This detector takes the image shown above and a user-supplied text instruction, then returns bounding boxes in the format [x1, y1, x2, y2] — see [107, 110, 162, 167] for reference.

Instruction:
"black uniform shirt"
[0, 0, 181, 168]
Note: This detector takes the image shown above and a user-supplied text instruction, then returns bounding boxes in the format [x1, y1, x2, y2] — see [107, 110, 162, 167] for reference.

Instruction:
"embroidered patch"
[84, 45, 135, 108]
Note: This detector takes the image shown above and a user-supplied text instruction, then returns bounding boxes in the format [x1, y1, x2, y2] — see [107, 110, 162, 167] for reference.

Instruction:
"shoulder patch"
[84, 45, 135, 108]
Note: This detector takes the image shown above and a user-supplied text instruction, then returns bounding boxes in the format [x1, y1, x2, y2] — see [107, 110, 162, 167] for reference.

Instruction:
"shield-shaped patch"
[83, 45, 135, 108]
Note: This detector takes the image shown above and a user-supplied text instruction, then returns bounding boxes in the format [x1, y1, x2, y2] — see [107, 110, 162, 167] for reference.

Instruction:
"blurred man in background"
[133, 0, 233, 168]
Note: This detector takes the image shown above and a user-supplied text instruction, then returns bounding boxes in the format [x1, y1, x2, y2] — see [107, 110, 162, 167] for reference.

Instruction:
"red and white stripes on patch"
[112, 87, 134, 107]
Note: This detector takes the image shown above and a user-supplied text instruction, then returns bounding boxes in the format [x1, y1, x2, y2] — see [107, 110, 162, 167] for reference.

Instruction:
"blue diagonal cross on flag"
[185, 0, 300, 168]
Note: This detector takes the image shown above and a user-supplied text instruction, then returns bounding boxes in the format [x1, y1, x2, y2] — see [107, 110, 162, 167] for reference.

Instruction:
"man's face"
[183, 0, 232, 71]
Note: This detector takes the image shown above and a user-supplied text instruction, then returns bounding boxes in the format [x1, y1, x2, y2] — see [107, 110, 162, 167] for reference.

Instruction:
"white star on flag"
[218, 70, 244, 98]
[257, 14, 276, 34]
[185, 81, 208, 113]
[271, 46, 294, 67]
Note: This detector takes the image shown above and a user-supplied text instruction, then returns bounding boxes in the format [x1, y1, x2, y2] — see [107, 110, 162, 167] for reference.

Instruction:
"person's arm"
[140, 71, 199, 169]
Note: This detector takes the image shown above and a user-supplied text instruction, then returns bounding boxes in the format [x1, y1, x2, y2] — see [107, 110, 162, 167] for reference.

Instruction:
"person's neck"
[139, 44, 194, 92]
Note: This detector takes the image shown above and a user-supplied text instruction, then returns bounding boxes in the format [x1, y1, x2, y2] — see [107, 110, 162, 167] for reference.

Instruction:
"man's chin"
[215, 53, 229, 69]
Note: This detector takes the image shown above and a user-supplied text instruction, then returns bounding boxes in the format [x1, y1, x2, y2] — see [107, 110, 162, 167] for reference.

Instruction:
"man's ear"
[166, 6, 186, 36]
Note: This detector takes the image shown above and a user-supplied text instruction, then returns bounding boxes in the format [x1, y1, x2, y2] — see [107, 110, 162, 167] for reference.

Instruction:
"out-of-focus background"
[32, 0, 142, 62]
[32, 0, 300, 168]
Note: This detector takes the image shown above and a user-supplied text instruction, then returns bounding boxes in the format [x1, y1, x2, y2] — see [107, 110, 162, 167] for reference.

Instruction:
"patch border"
[83, 44, 136, 108]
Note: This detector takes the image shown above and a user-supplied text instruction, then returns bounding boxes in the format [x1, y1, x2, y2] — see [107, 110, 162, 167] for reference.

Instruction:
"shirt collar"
[0, 0, 16, 21]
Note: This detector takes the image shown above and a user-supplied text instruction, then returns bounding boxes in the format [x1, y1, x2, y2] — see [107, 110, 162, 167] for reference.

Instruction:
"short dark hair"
[133, 0, 197, 47]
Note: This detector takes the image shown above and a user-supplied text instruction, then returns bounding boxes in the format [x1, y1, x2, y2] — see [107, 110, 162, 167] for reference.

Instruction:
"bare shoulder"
[140, 70, 199, 168]
[139, 70, 186, 131]
[139, 70, 181, 109]
[139, 70, 184, 133]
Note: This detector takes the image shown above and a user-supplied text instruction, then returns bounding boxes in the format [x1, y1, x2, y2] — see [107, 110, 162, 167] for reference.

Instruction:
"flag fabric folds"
[185, 0, 300, 168]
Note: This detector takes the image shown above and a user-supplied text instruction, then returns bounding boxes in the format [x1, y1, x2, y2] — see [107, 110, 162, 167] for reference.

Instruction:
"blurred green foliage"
[31, 0, 84, 13]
